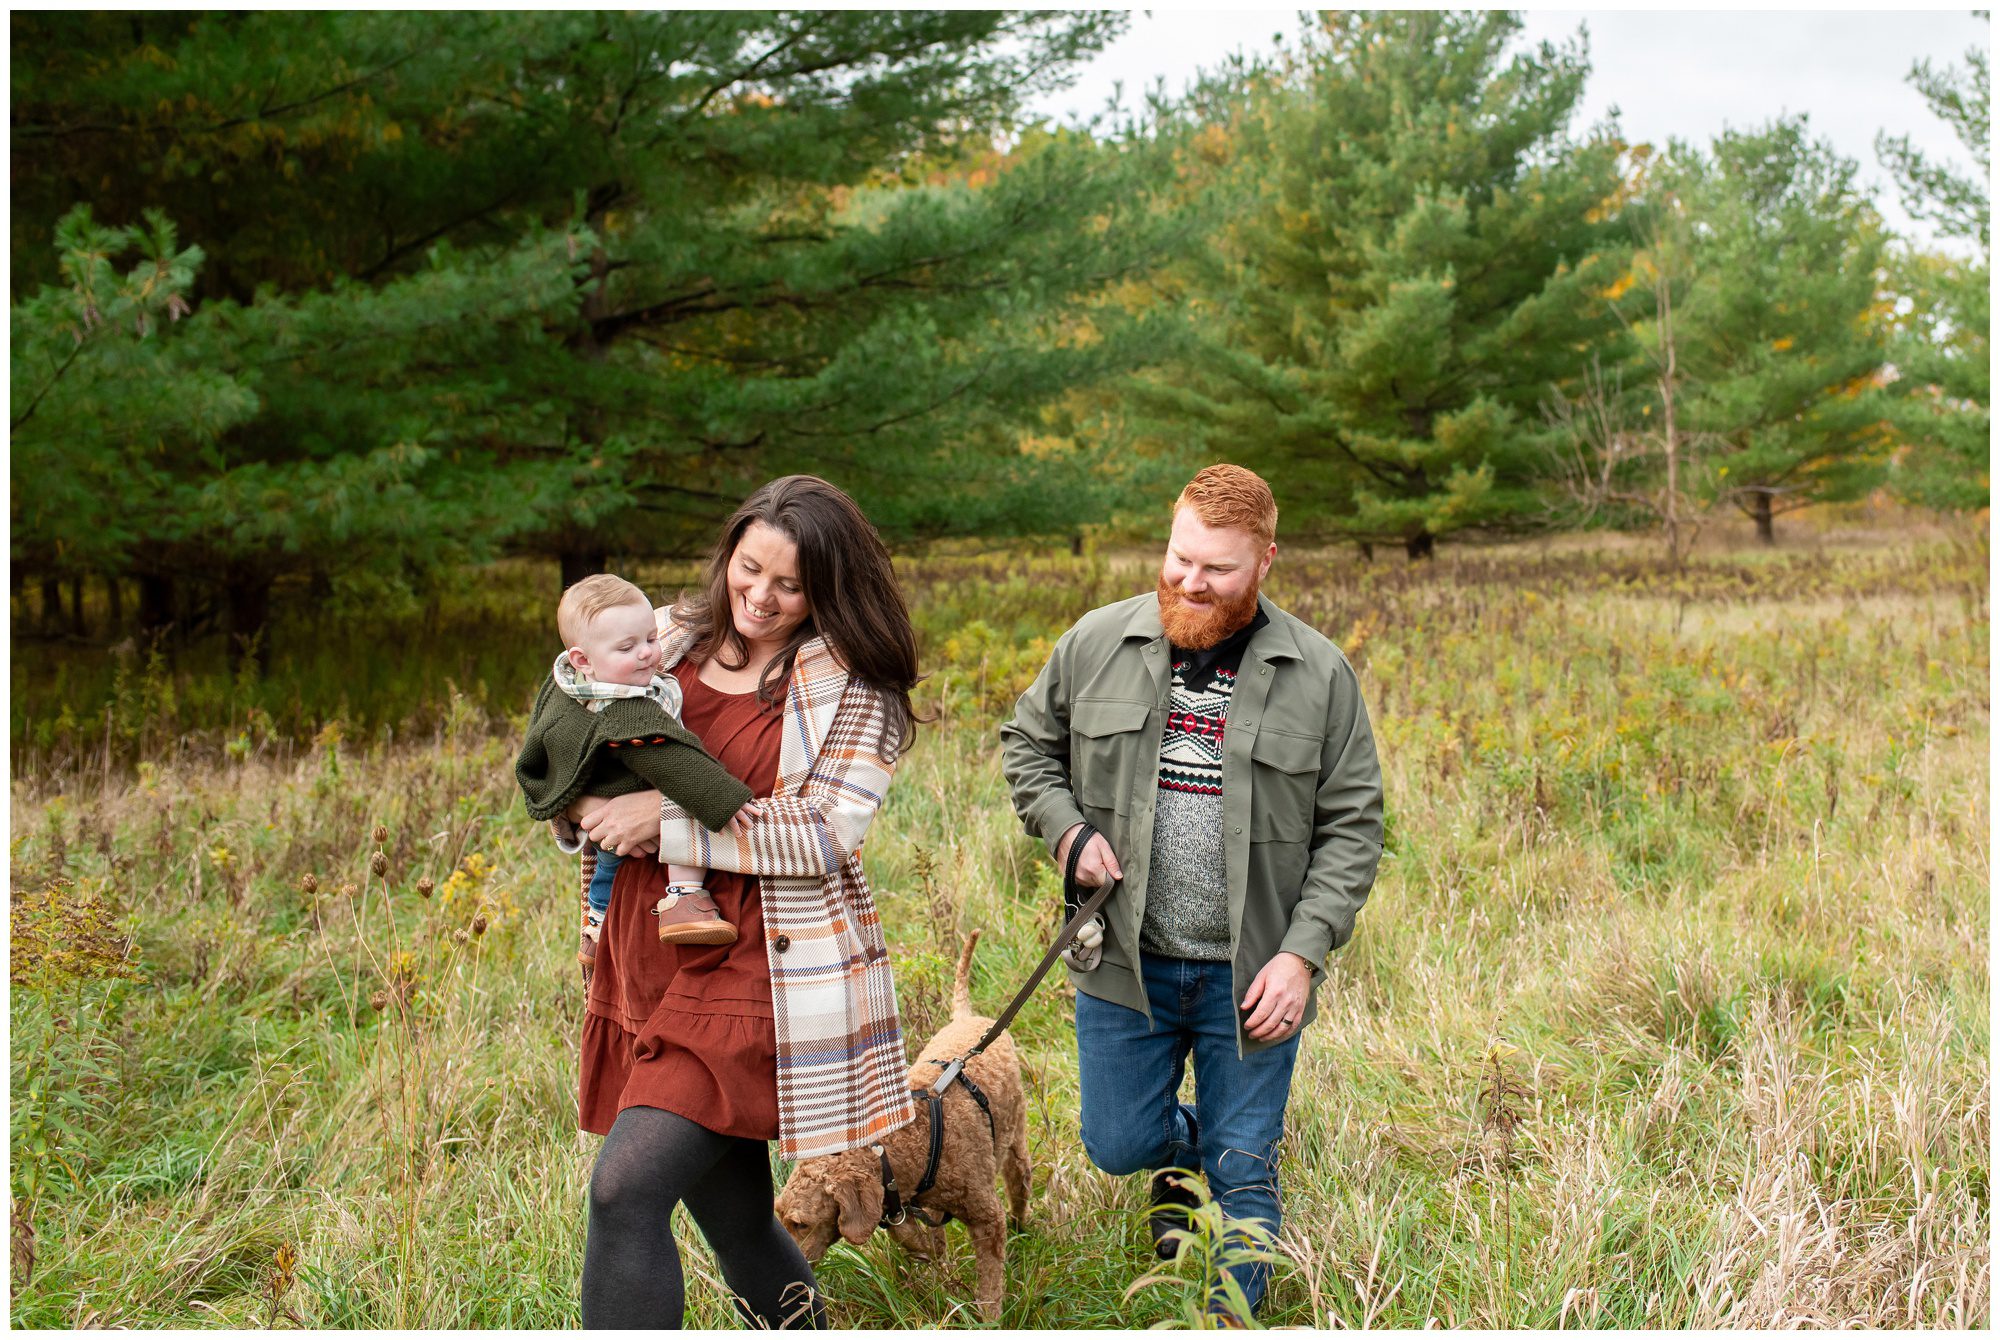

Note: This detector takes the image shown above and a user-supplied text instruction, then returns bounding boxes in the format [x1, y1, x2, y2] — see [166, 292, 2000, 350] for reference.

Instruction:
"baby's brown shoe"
[654, 884, 737, 946]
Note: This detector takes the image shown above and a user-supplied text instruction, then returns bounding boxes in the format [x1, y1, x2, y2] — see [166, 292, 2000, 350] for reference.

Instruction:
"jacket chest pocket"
[1070, 699, 1153, 815]
[1248, 728, 1320, 842]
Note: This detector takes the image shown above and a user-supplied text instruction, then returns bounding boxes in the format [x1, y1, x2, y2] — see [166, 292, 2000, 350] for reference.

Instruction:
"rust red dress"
[577, 659, 786, 1139]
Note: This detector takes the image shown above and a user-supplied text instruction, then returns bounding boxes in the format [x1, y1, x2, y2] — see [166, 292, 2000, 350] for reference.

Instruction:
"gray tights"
[581, 1106, 824, 1329]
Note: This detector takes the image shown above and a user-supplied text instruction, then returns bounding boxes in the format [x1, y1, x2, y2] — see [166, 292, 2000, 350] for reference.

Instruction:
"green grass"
[9, 521, 1989, 1327]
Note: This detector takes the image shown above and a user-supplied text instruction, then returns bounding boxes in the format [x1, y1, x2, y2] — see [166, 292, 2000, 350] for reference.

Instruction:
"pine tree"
[11, 11, 1181, 636]
[1142, 11, 1630, 557]
[10, 208, 240, 633]
[1667, 120, 1893, 542]
[1882, 249, 1989, 511]
[1877, 30, 1989, 511]
[10, 201, 597, 642]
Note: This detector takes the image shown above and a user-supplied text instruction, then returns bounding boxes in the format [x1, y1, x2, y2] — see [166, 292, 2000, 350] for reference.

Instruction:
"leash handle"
[1062, 819, 1096, 919]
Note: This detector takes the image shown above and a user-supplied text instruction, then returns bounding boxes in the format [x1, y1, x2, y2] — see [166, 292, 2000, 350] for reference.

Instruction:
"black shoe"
[1148, 1167, 1202, 1260]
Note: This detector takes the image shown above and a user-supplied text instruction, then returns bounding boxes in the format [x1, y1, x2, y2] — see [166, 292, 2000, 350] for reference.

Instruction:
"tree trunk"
[224, 568, 271, 668]
[1658, 271, 1683, 568]
[138, 572, 176, 634]
[1070, 531, 1084, 557]
[557, 236, 617, 601]
[1750, 492, 1775, 545]
[41, 576, 61, 634]
[105, 573, 124, 630]
[560, 549, 609, 593]
[1405, 531, 1435, 561]
[66, 576, 87, 637]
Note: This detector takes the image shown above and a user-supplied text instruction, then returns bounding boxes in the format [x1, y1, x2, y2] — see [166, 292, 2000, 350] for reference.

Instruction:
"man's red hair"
[1174, 464, 1277, 549]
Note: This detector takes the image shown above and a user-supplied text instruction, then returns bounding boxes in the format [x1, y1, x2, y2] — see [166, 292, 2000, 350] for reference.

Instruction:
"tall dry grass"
[10, 520, 1989, 1327]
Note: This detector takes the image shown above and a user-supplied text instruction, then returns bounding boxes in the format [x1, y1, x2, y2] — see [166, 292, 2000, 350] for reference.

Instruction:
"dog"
[774, 930, 1031, 1322]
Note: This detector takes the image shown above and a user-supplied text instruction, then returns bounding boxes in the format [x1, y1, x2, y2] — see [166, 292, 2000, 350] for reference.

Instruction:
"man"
[999, 464, 1383, 1316]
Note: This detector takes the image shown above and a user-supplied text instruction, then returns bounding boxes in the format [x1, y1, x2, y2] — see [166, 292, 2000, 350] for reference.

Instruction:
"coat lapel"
[654, 606, 701, 669]
[777, 636, 845, 796]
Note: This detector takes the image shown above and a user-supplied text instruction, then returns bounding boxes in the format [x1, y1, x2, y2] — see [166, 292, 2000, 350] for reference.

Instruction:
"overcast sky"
[1021, 8, 1991, 257]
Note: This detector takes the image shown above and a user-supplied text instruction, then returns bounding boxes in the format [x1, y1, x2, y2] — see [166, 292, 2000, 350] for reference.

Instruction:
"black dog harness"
[875, 1064, 995, 1228]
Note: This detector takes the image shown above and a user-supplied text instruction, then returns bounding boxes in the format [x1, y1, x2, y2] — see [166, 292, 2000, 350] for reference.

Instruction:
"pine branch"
[355, 185, 538, 283]
[677, 23, 818, 123]
[11, 342, 88, 432]
[14, 53, 419, 142]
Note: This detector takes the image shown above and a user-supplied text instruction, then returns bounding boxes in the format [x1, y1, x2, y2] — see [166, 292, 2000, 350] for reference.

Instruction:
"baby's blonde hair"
[558, 574, 652, 647]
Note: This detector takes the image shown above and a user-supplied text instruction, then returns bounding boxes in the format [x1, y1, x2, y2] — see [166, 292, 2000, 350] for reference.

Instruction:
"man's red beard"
[1156, 573, 1261, 650]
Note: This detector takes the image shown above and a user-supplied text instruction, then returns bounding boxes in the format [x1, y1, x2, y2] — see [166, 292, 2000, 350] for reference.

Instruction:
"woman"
[561, 476, 923, 1329]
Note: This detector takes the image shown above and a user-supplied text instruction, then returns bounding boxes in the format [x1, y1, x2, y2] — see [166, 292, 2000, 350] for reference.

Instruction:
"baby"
[516, 574, 759, 974]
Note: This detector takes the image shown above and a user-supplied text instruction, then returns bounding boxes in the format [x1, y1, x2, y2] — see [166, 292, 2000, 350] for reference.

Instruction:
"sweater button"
[773, 934, 791, 953]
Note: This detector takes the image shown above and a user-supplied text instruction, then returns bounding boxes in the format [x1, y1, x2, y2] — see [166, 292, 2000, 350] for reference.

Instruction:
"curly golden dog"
[774, 930, 1030, 1321]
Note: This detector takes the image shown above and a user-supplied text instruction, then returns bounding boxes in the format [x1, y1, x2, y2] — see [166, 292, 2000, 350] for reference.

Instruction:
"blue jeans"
[1076, 952, 1301, 1313]
[587, 847, 622, 918]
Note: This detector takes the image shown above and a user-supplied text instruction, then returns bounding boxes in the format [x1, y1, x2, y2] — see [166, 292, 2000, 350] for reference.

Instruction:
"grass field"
[9, 519, 1990, 1328]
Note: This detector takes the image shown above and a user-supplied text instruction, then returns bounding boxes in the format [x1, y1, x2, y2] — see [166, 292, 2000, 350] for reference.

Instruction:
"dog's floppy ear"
[833, 1171, 881, 1245]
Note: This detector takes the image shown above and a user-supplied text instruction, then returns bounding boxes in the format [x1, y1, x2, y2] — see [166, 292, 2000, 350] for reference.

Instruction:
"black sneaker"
[1148, 1167, 1202, 1260]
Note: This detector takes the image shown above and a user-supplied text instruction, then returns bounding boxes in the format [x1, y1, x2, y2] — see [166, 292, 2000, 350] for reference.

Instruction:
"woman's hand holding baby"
[571, 791, 663, 858]
[569, 793, 760, 856]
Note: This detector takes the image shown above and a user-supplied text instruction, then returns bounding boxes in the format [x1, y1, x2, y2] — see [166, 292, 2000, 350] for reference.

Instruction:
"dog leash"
[877, 826, 1113, 1228]
[921, 822, 1119, 1099]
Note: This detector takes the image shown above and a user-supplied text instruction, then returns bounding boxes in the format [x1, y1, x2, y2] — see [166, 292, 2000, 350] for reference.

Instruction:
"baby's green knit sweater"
[514, 675, 751, 833]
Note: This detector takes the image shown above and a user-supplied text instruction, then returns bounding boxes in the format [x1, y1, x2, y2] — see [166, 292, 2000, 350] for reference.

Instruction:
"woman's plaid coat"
[635, 608, 916, 1159]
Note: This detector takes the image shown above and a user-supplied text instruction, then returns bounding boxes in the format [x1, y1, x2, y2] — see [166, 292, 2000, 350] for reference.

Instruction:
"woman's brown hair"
[676, 475, 924, 758]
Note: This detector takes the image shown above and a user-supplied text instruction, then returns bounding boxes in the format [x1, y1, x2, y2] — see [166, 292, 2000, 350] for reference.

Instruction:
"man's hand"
[1053, 823, 1116, 970]
[1240, 951, 1315, 1042]
[572, 791, 663, 858]
[1053, 822, 1123, 888]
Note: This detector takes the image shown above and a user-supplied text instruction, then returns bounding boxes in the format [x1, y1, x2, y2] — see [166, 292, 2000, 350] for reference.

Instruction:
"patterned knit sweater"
[1141, 657, 1237, 961]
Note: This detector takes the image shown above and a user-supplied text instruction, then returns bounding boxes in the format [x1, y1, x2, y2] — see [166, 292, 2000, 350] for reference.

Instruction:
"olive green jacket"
[999, 592, 1383, 1054]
